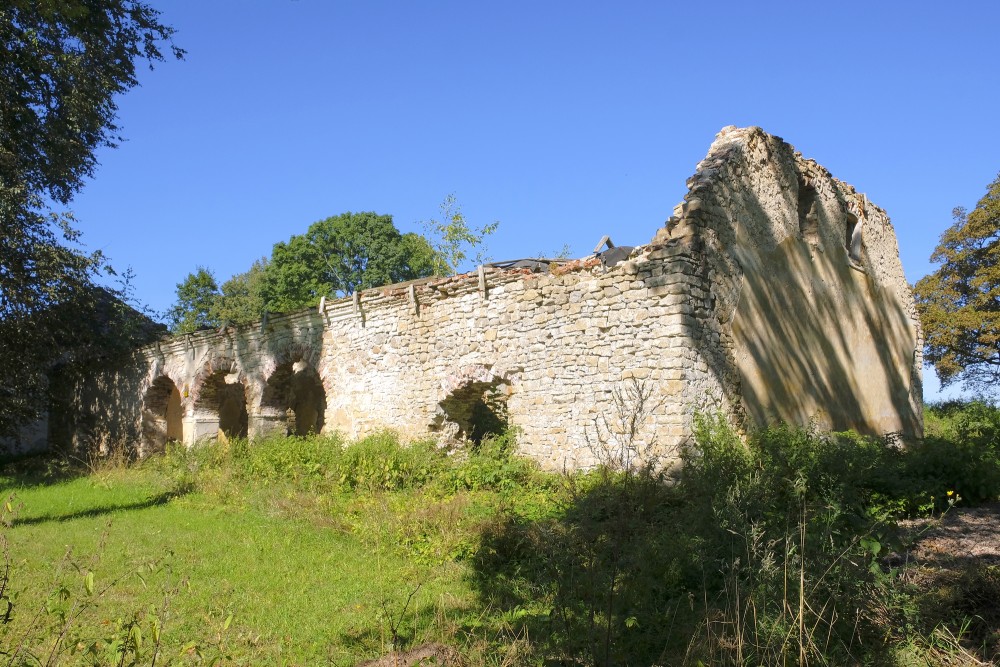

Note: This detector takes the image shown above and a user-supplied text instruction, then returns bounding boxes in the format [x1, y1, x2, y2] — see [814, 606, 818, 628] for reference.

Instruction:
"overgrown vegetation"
[2, 400, 999, 665]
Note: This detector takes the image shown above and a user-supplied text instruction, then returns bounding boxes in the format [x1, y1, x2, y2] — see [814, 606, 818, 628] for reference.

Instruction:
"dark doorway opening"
[198, 371, 248, 440]
[141, 376, 183, 453]
[434, 379, 510, 445]
[798, 180, 819, 246]
[261, 362, 326, 436]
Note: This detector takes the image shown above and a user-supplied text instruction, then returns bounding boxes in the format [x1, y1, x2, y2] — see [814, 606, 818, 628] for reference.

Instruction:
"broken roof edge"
[147, 255, 613, 350]
[652, 125, 896, 246]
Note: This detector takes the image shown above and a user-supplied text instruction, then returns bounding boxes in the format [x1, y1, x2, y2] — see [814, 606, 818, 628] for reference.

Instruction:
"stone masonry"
[51, 127, 923, 469]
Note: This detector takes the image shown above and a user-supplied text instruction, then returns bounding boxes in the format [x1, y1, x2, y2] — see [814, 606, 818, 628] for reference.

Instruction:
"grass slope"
[2, 461, 477, 665]
[1, 402, 998, 666]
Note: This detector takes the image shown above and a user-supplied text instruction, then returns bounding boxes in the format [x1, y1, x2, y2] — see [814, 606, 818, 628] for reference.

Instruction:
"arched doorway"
[141, 376, 183, 453]
[260, 361, 326, 436]
[196, 371, 248, 441]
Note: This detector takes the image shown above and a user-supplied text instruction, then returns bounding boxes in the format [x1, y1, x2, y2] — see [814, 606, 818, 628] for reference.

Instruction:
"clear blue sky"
[67, 0, 1000, 401]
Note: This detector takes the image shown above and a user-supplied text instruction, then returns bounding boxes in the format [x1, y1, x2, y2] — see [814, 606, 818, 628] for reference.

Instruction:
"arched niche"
[430, 365, 513, 444]
[260, 361, 326, 436]
[195, 370, 249, 441]
[141, 375, 183, 453]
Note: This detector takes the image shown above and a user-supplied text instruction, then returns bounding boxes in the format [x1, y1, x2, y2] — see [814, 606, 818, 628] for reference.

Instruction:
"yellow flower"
[947, 490, 955, 497]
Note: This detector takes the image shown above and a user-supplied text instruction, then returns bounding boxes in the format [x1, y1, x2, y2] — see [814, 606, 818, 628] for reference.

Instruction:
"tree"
[262, 212, 438, 313]
[0, 1, 180, 437]
[213, 258, 268, 326]
[399, 232, 440, 279]
[421, 194, 499, 275]
[167, 267, 219, 334]
[1, 1, 182, 201]
[914, 173, 1000, 395]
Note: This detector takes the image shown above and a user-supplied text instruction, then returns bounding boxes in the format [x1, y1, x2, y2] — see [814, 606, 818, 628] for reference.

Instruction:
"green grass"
[2, 403, 999, 666]
[0, 458, 484, 665]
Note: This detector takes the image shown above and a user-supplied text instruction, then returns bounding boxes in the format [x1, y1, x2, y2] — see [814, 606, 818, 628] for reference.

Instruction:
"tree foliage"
[0, 1, 180, 437]
[262, 212, 438, 312]
[213, 258, 268, 327]
[167, 267, 219, 334]
[421, 194, 499, 275]
[0, 191, 106, 433]
[167, 259, 271, 332]
[166, 197, 500, 328]
[1, 1, 182, 202]
[915, 173, 1000, 394]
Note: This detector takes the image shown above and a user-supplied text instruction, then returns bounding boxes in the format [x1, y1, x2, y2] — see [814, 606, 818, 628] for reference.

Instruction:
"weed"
[0, 492, 190, 667]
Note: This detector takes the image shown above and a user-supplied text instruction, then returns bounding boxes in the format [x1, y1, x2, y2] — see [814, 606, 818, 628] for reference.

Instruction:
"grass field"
[1, 444, 491, 666]
[2, 403, 999, 666]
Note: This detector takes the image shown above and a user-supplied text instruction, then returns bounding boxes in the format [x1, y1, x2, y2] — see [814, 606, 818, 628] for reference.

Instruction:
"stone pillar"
[249, 407, 289, 440]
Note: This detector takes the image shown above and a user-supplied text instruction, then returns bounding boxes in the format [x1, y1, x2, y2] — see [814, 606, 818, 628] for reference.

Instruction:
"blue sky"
[67, 1, 1000, 400]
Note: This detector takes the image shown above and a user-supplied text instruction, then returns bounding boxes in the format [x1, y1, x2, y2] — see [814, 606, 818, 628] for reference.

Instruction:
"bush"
[337, 432, 443, 492]
[233, 432, 345, 488]
[469, 417, 934, 666]
[439, 429, 541, 494]
[153, 431, 450, 495]
[907, 400, 1000, 506]
[677, 417, 899, 665]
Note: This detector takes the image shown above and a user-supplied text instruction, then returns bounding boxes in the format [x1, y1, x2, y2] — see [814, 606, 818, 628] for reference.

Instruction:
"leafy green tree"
[915, 173, 1000, 394]
[168, 267, 220, 333]
[262, 212, 437, 312]
[399, 232, 440, 280]
[0, 1, 180, 436]
[213, 258, 269, 326]
[421, 194, 499, 275]
[1, 1, 182, 200]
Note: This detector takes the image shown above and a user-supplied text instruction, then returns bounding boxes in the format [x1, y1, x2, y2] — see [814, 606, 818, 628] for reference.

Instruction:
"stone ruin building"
[22, 127, 923, 468]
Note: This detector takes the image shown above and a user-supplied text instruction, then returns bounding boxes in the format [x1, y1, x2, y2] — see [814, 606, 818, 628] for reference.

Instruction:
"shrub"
[677, 417, 900, 665]
[440, 429, 541, 494]
[907, 400, 1000, 506]
[153, 431, 450, 495]
[337, 432, 443, 492]
[233, 432, 345, 488]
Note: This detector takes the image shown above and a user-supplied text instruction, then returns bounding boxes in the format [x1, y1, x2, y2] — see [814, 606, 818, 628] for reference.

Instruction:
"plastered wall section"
[675, 126, 923, 437]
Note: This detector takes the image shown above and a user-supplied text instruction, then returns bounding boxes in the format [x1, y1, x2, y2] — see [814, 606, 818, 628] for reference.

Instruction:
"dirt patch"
[356, 642, 462, 667]
[892, 503, 1000, 665]
[896, 502, 1000, 568]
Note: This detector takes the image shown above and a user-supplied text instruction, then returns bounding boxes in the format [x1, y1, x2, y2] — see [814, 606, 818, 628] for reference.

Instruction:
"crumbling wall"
[0, 417, 49, 457]
[313, 260, 718, 469]
[48, 355, 148, 456]
[668, 126, 922, 437]
[42, 127, 923, 466]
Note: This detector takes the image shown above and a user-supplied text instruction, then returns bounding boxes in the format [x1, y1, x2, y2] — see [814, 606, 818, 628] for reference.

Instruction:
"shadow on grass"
[466, 460, 903, 666]
[11, 485, 191, 527]
[0, 451, 95, 490]
[336, 596, 484, 665]
[469, 471, 699, 666]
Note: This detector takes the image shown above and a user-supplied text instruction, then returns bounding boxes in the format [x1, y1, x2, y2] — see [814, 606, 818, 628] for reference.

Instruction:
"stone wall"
[44, 127, 922, 468]
[684, 127, 922, 436]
